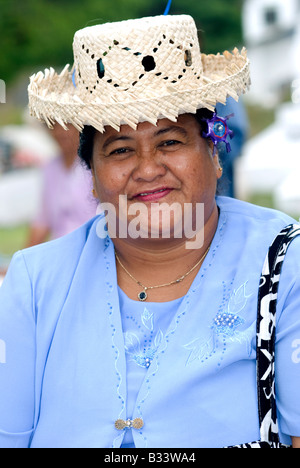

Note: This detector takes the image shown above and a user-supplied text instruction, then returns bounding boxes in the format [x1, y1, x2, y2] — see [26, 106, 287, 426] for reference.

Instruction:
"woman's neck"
[113, 202, 219, 302]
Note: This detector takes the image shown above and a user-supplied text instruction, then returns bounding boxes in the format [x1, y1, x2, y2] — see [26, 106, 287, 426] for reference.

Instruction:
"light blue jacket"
[0, 197, 300, 448]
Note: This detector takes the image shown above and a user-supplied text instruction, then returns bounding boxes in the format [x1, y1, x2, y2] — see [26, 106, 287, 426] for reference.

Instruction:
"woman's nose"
[132, 150, 167, 182]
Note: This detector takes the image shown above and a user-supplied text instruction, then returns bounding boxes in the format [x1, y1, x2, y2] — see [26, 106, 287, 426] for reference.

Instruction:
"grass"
[246, 104, 276, 138]
[247, 192, 300, 220]
[247, 192, 275, 210]
[0, 105, 24, 127]
[0, 224, 29, 257]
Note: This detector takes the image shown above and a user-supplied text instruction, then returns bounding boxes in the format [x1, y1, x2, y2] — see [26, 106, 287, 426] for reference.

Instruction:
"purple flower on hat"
[202, 112, 234, 154]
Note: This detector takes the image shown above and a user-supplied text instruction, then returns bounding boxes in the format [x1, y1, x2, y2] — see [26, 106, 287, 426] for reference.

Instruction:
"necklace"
[115, 244, 211, 301]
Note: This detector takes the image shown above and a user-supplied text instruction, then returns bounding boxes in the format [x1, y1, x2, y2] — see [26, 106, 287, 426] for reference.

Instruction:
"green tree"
[142, 0, 244, 53]
[0, 0, 243, 85]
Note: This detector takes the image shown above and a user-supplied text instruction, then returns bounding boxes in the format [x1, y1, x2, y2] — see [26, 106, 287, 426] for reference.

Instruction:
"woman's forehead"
[97, 114, 199, 143]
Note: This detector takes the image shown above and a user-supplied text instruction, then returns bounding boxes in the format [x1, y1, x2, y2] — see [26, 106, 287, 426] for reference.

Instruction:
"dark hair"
[77, 108, 215, 170]
[78, 125, 96, 170]
[194, 107, 215, 135]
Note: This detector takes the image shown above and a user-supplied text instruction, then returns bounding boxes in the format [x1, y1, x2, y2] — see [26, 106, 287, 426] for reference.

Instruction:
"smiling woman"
[0, 13, 300, 449]
[88, 113, 220, 257]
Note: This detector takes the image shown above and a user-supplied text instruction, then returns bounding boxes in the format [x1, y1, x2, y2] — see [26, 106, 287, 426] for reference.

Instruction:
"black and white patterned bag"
[228, 223, 300, 448]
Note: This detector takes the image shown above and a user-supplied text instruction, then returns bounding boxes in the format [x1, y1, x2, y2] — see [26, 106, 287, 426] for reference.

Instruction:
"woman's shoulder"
[217, 196, 297, 227]
[217, 196, 300, 271]
[17, 215, 101, 279]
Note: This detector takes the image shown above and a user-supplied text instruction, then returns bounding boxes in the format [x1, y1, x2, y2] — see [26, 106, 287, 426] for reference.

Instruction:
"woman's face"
[91, 114, 221, 241]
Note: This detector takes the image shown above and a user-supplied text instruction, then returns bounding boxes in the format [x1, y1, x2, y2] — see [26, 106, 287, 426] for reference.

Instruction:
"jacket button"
[132, 418, 144, 430]
[114, 419, 127, 430]
[114, 418, 144, 430]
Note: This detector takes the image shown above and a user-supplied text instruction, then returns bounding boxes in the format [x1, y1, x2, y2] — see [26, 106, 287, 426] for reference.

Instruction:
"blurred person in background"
[26, 123, 97, 246]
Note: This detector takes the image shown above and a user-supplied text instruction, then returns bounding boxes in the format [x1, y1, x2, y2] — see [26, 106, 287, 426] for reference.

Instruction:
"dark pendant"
[138, 290, 147, 301]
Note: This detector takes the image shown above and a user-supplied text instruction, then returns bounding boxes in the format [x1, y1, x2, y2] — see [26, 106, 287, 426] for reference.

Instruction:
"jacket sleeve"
[275, 237, 300, 440]
[0, 251, 36, 448]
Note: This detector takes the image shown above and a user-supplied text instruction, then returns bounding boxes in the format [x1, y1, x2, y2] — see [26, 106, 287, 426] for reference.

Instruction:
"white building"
[236, 99, 300, 217]
[242, 0, 300, 106]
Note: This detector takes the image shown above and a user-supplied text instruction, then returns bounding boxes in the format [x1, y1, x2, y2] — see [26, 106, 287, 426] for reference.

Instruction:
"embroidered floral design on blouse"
[184, 281, 253, 367]
[212, 312, 244, 336]
[141, 307, 154, 331]
[124, 306, 164, 369]
[124, 329, 164, 369]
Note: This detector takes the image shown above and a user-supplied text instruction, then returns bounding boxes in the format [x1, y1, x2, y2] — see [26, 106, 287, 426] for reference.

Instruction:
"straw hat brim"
[28, 48, 250, 133]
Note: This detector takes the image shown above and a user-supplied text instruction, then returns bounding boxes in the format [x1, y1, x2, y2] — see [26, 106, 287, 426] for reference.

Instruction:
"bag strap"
[257, 223, 300, 444]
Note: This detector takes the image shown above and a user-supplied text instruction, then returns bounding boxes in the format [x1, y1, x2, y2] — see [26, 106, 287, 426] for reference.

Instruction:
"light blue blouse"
[118, 288, 183, 447]
[0, 197, 300, 448]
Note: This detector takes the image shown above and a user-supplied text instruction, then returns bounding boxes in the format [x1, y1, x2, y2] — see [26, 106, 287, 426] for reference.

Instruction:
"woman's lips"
[132, 188, 173, 202]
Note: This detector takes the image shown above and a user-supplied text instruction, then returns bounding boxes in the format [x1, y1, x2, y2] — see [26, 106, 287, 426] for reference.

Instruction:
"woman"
[26, 123, 96, 247]
[0, 14, 299, 448]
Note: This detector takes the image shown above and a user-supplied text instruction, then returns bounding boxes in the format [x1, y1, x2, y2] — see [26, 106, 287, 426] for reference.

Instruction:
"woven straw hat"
[28, 14, 250, 133]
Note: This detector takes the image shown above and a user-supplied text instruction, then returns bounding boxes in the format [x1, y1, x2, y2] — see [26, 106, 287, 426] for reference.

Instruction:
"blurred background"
[1, 0, 300, 280]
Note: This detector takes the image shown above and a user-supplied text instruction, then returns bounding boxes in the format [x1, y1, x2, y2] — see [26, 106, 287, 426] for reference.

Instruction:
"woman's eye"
[109, 147, 130, 156]
[161, 140, 181, 147]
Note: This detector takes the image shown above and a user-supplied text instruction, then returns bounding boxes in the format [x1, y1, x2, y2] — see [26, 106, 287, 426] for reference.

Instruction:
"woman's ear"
[90, 164, 98, 198]
[212, 150, 223, 180]
[205, 139, 222, 178]
[207, 139, 215, 156]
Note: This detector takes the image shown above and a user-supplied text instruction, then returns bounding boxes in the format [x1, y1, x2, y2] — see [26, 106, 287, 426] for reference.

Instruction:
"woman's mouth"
[132, 188, 173, 202]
